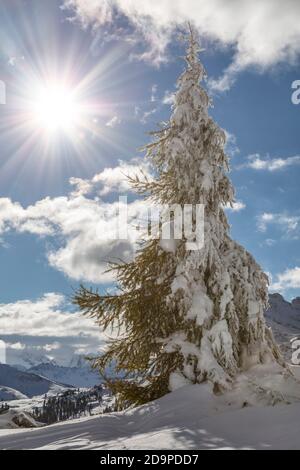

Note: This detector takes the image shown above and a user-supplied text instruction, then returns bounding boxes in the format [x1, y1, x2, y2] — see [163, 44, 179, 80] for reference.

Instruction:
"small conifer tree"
[74, 27, 284, 407]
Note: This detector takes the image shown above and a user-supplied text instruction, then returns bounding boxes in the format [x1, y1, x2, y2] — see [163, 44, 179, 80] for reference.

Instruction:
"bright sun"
[32, 84, 82, 135]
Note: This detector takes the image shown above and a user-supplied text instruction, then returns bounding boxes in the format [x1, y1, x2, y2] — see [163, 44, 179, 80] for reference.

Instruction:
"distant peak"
[269, 293, 285, 302]
[291, 297, 300, 308]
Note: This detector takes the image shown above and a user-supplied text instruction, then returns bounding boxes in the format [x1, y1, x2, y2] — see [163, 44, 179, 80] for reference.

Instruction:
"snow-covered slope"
[68, 355, 92, 369]
[265, 294, 300, 360]
[1, 293, 300, 449]
[0, 364, 69, 398]
[28, 363, 101, 388]
[1, 368, 300, 450]
[0, 409, 39, 430]
[11, 352, 57, 371]
[0, 386, 28, 401]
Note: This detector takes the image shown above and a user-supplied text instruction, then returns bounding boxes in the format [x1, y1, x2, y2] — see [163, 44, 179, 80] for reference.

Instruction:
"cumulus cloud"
[245, 154, 300, 171]
[224, 131, 240, 158]
[63, 0, 300, 89]
[47, 221, 137, 283]
[0, 294, 105, 366]
[0, 161, 152, 283]
[257, 212, 299, 233]
[70, 158, 151, 197]
[162, 90, 175, 106]
[270, 267, 300, 292]
[0, 154, 248, 284]
[0, 293, 99, 338]
[0, 195, 141, 283]
[224, 201, 246, 212]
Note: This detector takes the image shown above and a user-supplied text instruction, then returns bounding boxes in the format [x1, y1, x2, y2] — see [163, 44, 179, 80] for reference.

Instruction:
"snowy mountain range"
[266, 293, 300, 360]
[0, 364, 68, 398]
[0, 386, 28, 401]
[7, 352, 102, 389]
[10, 352, 91, 371]
[267, 293, 300, 329]
[28, 362, 101, 388]
[2, 370, 300, 449]
[11, 352, 57, 371]
[1, 293, 299, 401]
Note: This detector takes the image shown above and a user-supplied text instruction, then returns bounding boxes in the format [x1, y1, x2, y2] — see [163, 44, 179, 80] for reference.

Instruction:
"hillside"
[0, 364, 69, 398]
[267, 294, 300, 329]
[1, 367, 300, 450]
[266, 293, 300, 360]
[1, 293, 300, 448]
[0, 409, 39, 430]
[28, 362, 101, 388]
[0, 386, 28, 401]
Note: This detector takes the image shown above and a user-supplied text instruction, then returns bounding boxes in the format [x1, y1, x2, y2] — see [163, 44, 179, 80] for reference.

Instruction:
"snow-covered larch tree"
[74, 28, 286, 406]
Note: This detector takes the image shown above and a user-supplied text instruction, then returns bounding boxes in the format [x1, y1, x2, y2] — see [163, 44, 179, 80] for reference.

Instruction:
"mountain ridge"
[0, 363, 70, 398]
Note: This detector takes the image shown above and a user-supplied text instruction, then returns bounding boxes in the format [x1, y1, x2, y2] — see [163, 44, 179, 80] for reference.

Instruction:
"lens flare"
[32, 84, 81, 134]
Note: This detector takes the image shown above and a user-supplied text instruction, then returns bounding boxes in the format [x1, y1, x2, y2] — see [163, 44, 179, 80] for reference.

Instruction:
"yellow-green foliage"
[73, 240, 189, 406]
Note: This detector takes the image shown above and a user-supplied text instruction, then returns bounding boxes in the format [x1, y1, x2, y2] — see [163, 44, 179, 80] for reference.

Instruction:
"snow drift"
[1, 366, 300, 449]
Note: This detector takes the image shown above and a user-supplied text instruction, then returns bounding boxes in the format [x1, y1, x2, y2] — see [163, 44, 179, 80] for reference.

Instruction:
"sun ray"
[0, 2, 147, 191]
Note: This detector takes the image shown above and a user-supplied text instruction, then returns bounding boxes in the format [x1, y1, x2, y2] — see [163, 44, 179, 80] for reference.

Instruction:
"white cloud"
[0, 153, 247, 284]
[0, 160, 153, 283]
[224, 130, 239, 157]
[91, 161, 150, 196]
[47, 225, 136, 283]
[64, 0, 300, 88]
[257, 212, 299, 233]
[44, 196, 148, 283]
[0, 198, 54, 236]
[105, 115, 121, 128]
[42, 342, 61, 352]
[224, 201, 246, 212]
[265, 238, 276, 247]
[162, 90, 175, 105]
[7, 342, 26, 351]
[151, 84, 158, 102]
[140, 108, 157, 124]
[0, 295, 106, 366]
[246, 154, 300, 171]
[208, 62, 241, 93]
[270, 267, 300, 292]
[257, 213, 275, 232]
[69, 177, 94, 197]
[70, 158, 151, 196]
[0, 293, 99, 338]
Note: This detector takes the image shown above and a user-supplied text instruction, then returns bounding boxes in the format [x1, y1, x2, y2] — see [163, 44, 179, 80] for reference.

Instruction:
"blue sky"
[0, 0, 300, 364]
